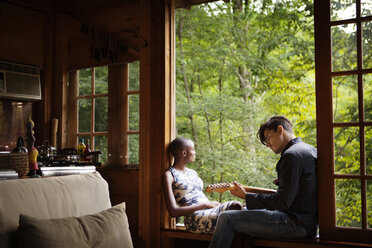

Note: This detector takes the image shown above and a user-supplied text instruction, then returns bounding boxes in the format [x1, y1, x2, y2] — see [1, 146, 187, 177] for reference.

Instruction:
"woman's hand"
[230, 181, 246, 199]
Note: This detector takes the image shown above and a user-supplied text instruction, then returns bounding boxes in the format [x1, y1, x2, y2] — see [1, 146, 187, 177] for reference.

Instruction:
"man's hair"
[168, 137, 191, 158]
[257, 116, 293, 145]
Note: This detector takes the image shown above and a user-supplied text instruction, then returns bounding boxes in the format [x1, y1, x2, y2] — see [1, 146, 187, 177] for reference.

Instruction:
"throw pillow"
[17, 202, 133, 248]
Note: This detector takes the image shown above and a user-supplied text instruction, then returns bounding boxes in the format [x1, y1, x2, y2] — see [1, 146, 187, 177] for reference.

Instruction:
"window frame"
[314, 0, 372, 243]
[127, 61, 140, 164]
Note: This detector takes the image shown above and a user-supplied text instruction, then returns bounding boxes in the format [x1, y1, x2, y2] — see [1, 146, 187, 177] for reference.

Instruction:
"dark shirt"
[245, 137, 318, 237]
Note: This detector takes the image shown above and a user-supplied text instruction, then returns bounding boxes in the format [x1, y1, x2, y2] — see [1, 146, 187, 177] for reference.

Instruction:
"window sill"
[160, 228, 372, 248]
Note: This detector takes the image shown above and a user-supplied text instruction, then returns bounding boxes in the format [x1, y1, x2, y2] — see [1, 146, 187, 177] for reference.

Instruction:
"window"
[73, 62, 140, 165]
[78, 67, 108, 163]
[315, 0, 372, 243]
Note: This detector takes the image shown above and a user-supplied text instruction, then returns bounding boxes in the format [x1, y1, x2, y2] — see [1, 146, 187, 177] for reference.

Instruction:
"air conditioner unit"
[0, 60, 41, 101]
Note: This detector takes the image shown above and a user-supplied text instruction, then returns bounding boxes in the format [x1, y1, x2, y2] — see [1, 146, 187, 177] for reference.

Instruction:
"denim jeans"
[208, 209, 308, 248]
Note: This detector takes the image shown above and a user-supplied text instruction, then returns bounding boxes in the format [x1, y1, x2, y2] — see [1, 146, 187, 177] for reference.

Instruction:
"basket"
[0, 153, 29, 178]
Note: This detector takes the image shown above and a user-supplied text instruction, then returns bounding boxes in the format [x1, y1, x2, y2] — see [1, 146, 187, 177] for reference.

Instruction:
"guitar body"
[206, 183, 276, 194]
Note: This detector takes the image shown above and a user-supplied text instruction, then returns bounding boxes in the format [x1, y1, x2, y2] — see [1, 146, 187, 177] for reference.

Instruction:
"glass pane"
[362, 21, 372, 69]
[78, 99, 91, 132]
[361, 0, 372, 17]
[335, 179, 362, 228]
[94, 97, 108, 132]
[94, 136, 107, 165]
[129, 94, 139, 131]
[333, 75, 358, 122]
[129, 61, 140, 91]
[366, 127, 372, 174]
[332, 24, 357, 72]
[78, 68, 91, 96]
[364, 73, 372, 121]
[368, 180, 372, 228]
[95, 66, 108, 94]
[331, 0, 356, 21]
[129, 134, 139, 164]
[334, 127, 360, 174]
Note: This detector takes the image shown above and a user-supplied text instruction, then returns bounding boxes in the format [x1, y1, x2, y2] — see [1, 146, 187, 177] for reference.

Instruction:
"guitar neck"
[242, 185, 276, 194]
[206, 183, 276, 194]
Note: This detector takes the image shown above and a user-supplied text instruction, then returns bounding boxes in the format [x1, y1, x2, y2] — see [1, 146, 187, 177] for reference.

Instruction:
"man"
[209, 116, 318, 248]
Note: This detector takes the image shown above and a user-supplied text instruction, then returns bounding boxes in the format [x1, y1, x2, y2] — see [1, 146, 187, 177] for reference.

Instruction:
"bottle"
[77, 139, 86, 161]
[83, 140, 91, 162]
[12, 137, 28, 153]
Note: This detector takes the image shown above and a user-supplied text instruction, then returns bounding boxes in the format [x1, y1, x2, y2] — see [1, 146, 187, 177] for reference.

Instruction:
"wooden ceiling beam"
[56, 0, 132, 13]
[175, 0, 228, 9]
[1, 0, 53, 13]
[63, 2, 139, 35]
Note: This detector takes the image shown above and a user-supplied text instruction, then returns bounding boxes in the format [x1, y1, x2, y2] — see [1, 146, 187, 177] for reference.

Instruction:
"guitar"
[206, 182, 276, 194]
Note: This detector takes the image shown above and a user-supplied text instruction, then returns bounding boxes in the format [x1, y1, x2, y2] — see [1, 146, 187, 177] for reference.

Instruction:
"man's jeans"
[208, 209, 308, 248]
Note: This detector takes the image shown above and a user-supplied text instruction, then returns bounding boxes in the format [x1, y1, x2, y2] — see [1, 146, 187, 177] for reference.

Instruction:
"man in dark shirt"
[209, 116, 318, 248]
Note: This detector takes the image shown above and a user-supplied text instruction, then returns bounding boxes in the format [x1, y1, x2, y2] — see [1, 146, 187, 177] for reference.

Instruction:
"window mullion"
[91, 68, 95, 147]
[356, 0, 367, 230]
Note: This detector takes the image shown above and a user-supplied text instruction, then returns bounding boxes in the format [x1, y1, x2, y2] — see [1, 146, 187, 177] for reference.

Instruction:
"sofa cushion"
[17, 202, 133, 248]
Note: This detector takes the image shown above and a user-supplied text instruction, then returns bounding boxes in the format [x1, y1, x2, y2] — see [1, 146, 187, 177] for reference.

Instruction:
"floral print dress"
[169, 166, 239, 234]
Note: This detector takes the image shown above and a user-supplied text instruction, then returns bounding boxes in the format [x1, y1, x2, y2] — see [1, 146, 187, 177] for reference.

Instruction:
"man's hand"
[273, 178, 279, 186]
[230, 181, 246, 199]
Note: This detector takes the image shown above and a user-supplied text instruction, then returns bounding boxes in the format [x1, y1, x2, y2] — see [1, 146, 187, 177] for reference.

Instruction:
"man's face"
[264, 127, 285, 154]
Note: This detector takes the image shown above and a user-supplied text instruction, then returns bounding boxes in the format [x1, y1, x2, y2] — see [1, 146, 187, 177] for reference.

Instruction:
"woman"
[163, 137, 242, 234]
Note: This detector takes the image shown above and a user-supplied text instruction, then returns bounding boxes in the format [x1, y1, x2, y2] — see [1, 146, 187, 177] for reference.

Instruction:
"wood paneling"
[55, 14, 69, 149]
[2, 0, 53, 12]
[67, 71, 78, 148]
[139, 0, 152, 245]
[174, 0, 222, 9]
[65, 2, 140, 35]
[57, 0, 132, 14]
[162, 0, 176, 231]
[107, 64, 129, 166]
[0, 2, 46, 68]
[97, 167, 139, 244]
[139, 0, 175, 247]
[67, 37, 138, 70]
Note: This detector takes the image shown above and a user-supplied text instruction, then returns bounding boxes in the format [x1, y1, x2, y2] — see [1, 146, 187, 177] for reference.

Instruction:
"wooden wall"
[97, 167, 140, 245]
[0, 1, 48, 68]
[0, 1, 175, 247]
[0, 0, 141, 146]
[0, 1, 52, 146]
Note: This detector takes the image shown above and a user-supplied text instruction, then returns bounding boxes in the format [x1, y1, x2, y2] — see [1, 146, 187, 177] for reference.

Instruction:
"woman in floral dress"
[162, 137, 242, 234]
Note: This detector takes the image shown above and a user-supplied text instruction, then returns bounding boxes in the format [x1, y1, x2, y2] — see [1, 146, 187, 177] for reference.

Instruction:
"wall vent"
[0, 61, 41, 101]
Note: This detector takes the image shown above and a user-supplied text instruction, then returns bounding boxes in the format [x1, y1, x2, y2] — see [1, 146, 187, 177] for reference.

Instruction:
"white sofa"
[0, 172, 133, 248]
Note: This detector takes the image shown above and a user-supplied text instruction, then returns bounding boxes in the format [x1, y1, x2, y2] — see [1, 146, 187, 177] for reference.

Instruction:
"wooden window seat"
[160, 228, 372, 248]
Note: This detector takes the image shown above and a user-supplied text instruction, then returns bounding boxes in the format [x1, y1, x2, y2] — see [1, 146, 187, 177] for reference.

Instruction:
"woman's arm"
[162, 170, 218, 217]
